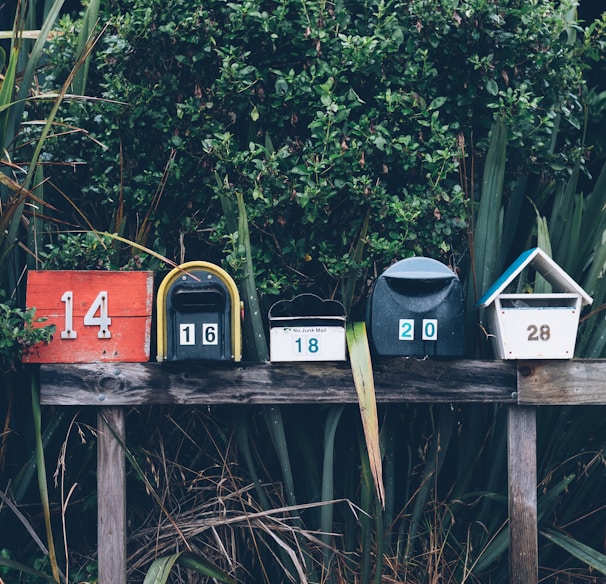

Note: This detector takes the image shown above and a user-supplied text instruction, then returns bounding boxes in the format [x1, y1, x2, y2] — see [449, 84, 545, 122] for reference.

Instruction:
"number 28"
[527, 324, 550, 341]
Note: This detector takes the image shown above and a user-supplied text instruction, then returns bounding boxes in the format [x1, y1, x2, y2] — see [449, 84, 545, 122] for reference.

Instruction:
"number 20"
[61, 290, 112, 339]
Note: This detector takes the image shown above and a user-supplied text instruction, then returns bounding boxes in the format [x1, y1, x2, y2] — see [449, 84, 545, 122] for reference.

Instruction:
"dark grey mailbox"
[366, 257, 465, 357]
[156, 261, 242, 362]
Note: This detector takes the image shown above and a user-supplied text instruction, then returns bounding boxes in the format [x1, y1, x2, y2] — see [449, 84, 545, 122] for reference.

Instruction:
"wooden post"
[97, 407, 127, 584]
[508, 405, 537, 584]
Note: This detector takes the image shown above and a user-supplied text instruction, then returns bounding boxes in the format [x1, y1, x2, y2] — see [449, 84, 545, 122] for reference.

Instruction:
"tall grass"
[0, 1, 103, 582]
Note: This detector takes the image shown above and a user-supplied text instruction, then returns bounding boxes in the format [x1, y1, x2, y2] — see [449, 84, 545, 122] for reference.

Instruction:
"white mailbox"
[478, 247, 592, 359]
[269, 294, 346, 362]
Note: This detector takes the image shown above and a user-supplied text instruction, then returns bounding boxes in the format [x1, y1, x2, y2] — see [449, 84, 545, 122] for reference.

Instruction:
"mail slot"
[366, 257, 465, 357]
[156, 261, 242, 362]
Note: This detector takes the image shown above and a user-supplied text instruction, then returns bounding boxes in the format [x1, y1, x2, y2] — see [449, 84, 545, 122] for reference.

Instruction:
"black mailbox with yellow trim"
[156, 261, 242, 362]
[366, 257, 465, 357]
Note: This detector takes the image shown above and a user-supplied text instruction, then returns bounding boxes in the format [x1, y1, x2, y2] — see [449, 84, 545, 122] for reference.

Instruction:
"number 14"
[61, 290, 112, 339]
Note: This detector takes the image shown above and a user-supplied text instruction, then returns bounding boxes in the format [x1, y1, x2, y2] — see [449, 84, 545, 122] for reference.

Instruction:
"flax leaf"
[346, 321, 385, 507]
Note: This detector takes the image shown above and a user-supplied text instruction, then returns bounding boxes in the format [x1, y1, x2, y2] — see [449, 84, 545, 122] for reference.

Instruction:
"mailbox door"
[166, 275, 232, 361]
[269, 317, 346, 362]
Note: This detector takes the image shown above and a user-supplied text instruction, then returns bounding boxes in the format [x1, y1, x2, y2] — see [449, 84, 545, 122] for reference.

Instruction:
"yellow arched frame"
[156, 261, 242, 362]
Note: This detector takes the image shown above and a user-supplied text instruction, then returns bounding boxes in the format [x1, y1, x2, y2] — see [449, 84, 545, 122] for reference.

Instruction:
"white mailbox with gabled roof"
[478, 247, 593, 359]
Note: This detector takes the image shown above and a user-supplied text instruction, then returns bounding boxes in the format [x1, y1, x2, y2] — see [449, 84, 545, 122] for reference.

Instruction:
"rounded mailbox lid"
[269, 293, 346, 320]
[383, 257, 459, 281]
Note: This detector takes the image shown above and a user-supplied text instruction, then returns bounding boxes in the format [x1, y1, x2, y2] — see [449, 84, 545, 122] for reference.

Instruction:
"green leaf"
[31, 370, 61, 583]
[0, 46, 18, 148]
[143, 552, 236, 584]
[467, 118, 507, 356]
[70, 0, 101, 95]
[532, 205, 553, 294]
[346, 322, 385, 507]
[10, 0, 66, 137]
[428, 96, 447, 110]
[541, 529, 606, 576]
[320, 405, 344, 554]
[342, 208, 370, 315]
[235, 191, 269, 361]
[0, 556, 57, 582]
[274, 76, 288, 95]
[486, 79, 499, 96]
[263, 406, 297, 508]
[473, 118, 507, 299]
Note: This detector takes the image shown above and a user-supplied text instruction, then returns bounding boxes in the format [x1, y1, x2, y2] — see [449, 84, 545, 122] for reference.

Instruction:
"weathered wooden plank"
[39, 359, 518, 405]
[517, 360, 606, 405]
[25, 271, 153, 364]
[97, 407, 126, 584]
[508, 405, 538, 584]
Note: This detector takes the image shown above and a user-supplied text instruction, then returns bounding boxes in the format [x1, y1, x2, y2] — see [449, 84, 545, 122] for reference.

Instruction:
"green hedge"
[38, 0, 587, 303]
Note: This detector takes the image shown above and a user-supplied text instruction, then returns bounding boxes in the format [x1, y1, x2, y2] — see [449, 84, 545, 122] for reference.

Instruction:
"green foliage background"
[36, 0, 592, 303]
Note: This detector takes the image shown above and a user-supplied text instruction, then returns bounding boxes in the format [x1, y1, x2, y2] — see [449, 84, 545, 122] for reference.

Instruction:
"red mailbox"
[23, 270, 153, 363]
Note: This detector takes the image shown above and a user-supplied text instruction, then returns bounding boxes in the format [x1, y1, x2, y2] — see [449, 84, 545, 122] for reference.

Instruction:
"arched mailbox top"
[383, 257, 459, 281]
[156, 261, 242, 362]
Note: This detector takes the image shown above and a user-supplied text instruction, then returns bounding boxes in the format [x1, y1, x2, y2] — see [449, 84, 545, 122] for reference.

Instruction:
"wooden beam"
[39, 359, 518, 406]
[517, 360, 606, 405]
[508, 405, 538, 584]
[97, 407, 127, 584]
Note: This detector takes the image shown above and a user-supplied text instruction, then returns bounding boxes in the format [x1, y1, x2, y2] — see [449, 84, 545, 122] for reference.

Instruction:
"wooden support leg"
[97, 407, 127, 584]
[508, 405, 538, 584]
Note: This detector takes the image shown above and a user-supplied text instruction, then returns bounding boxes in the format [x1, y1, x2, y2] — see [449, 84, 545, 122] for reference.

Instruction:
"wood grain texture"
[508, 405, 538, 584]
[97, 407, 126, 584]
[517, 359, 606, 405]
[24, 271, 153, 363]
[39, 359, 518, 405]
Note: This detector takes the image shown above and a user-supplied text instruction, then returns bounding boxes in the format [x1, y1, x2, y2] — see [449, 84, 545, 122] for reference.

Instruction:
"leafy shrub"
[0, 304, 56, 372]
[41, 231, 150, 270]
[32, 0, 589, 306]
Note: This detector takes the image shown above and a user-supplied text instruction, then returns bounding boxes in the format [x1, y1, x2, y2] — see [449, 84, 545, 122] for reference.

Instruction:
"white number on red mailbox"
[60, 290, 112, 339]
